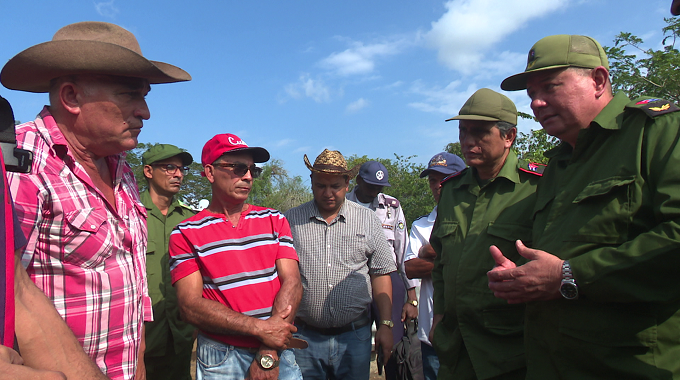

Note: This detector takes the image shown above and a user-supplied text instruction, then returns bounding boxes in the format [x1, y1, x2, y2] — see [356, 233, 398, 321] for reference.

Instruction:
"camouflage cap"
[142, 144, 193, 166]
[446, 88, 517, 125]
[501, 35, 609, 91]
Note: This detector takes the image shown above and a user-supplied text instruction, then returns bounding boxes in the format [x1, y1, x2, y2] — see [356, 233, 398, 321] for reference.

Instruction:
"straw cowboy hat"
[1, 21, 191, 93]
[304, 149, 359, 177]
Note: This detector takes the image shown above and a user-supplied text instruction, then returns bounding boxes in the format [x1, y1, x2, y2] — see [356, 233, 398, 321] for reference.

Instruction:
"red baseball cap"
[201, 133, 270, 166]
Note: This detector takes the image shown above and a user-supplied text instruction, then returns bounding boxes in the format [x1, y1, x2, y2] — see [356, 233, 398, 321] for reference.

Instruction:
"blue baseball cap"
[358, 161, 391, 186]
[419, 152, 466, 178]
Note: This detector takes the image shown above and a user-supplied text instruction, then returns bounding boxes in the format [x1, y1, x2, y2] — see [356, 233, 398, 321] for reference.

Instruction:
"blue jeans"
[421, 342, 439, 380]
[196, 334, 302, 380]
[293, 323, 372, 380]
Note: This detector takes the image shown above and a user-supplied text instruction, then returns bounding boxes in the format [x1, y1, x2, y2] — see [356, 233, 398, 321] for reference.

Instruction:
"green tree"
[443, 142, 464, 160]
[248, 159, 312, 212]
[604, 17, 680, 103]
[513, 129, 560, 164]
[346, 154, 432, 227]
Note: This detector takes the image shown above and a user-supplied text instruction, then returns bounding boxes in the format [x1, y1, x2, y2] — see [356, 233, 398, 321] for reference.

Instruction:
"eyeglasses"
[212, 162, 262, 178]
[151, 164, 189, 175]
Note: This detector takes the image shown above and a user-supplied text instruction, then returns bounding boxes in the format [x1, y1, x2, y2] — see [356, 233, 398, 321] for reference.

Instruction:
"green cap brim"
[501, 64, 572, 91]
[445, 114, 501, 122]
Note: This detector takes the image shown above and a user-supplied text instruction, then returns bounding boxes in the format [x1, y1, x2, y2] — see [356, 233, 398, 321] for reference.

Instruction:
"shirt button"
[327, 263, 331, 267]
[90, 224, 96, 229]
[328, 284, 333, 288]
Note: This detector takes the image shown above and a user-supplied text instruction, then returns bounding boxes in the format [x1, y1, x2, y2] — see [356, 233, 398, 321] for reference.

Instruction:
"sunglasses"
[151, 163, 189, 175]
[212, 162, 263, 178]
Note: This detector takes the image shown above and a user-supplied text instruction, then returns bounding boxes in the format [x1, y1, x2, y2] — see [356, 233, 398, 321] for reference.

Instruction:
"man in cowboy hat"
[0, 95, 107, 379]
[170, 134, 303, 380]
[285, 149, 396, 380]
[2, 21, 190, 379]
[140, 144, 196, 380]
[488, 34, 680, 379]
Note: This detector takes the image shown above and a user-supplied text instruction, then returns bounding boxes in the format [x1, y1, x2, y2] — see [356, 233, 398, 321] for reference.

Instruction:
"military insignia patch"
[397, 221, 404, 230]
[630, 97, 680, 118]
[527, 49, 536, 69]
[519, 161, 546, 176]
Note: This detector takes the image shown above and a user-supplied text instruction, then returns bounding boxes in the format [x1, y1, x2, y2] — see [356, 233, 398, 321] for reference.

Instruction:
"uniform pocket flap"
[487, 222, 531, 242]
[146, 240, 156, 255]
[573, 176, 635, 203]
[431, 221, 458, 239]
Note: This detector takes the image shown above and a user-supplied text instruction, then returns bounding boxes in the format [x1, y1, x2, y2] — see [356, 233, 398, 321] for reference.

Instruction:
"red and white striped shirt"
[7, 107, 151, 380]
[169, 205, 298, 348]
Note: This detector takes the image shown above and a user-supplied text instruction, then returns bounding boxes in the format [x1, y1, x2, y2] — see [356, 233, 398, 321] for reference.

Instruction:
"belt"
[295, 312, 371, 336]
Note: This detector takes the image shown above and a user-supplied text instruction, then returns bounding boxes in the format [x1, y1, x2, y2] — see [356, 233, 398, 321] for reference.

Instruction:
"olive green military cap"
[446, 88, 517, 125]
[142, 144, 193, 166]
[501, 34, 609, 91]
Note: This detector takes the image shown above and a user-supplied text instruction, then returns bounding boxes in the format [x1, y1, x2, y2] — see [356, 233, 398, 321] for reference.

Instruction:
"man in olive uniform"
[141, 144, 196, 380]
[430, 88, 543, 380]
[488, 35, 680, 379]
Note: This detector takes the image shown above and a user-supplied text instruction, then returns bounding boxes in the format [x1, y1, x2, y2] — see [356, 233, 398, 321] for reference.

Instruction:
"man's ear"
[204, 165, 216, 184]
[143, 165, 153, 180]
[58, 81, 83, 116]
[591, 66, 609, 98]
[504, 127, 517, 149]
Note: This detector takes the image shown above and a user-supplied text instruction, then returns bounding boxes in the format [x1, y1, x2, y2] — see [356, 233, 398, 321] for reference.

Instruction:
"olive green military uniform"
[431, 150, 541, 380]
[527, 93, 680, 379]
[141, 189, 196, 380]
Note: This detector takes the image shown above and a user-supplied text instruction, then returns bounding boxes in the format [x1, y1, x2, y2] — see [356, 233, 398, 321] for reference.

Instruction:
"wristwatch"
[559, 260, 578, 300]
[407, 299, 418, 307]
[255, 353, 280, 370]
[380, 319, 394, 328]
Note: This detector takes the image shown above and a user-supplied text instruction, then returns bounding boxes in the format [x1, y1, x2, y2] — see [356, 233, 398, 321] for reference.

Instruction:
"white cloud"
[408, 80, 479, 116]
[284, 73, 332, 103]
[346, 98, 370, 113]
[425, 0, 568, 75]
[94, 0, 119, 18]
[275, 138, 294, 147]
[319, 39, 407, 76]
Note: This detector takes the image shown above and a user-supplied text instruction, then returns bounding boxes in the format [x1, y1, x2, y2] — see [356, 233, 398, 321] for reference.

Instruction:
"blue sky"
[0, 0, 674, 180]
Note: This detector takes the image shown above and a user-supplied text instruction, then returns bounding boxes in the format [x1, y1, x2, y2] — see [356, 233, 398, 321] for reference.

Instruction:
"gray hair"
[495, 121, 517, 146]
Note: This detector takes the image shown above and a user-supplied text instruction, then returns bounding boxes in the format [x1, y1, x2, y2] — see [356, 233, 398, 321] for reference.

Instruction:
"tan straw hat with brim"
[500, 34, 608, 92]
[1, 21, 191, 93]
[304, 149, 359, 177]
[446, 88, 517, 125]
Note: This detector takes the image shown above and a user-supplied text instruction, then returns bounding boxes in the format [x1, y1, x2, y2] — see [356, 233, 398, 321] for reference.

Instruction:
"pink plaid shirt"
[7, 107, 151, 380]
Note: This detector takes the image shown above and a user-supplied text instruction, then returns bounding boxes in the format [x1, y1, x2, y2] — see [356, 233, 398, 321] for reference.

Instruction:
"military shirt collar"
[452, 150, 521, 189]
[140, 189, 185, 219]
[591, 92, 630, 131]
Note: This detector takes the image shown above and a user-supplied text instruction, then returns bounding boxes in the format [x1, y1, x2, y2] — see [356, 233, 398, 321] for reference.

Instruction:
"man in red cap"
[2, 21, 190, 379]
[170, 134, 303, 380]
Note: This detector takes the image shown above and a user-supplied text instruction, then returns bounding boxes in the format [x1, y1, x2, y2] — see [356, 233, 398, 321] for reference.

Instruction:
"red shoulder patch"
[518, 161, 546, 176]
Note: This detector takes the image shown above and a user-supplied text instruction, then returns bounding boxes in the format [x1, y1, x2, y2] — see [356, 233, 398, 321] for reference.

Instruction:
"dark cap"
[446, 88, 517, 125]
[501, 35, 609, 91]
[673, 0, 680, 15]
[420, 152, 466, 178]
[142, 144, 193, 166]
[201, 133, 270, 166]
[358, 161, 391, 186]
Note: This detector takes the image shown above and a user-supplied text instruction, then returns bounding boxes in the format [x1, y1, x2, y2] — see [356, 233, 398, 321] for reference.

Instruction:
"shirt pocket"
[430, 221, 458, 265]
[568, 175, 636, 244]
[62, 207, 111, 268]
[341, 234, 370, 266]
[486, 222, 532, 263]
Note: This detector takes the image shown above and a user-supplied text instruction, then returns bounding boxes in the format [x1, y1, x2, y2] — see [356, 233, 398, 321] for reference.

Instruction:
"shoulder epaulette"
[441, 168, 468, 185]
[627, 97, 680, 118]
[518, 161, 546, 176]
[178, 199, 193, 210]
[383, 195, 400, 208]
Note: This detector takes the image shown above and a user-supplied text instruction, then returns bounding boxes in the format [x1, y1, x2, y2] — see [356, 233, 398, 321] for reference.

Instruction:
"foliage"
[248, 159, 312, 212]
[604, 17, 680, 103]
[513, 129, 560, 164]
[345, 154, 432, 227]
[443, 142, 464, 161]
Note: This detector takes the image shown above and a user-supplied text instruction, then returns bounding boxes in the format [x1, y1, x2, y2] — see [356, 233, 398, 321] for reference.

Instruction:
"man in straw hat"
[0, 95, 107, 379]
[170, 134, 303, 380]
[429, 88, 542, 380]
[488, 34, 680, 379]
[285, 149, 396, 380]
[2, 21, 190, 379]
